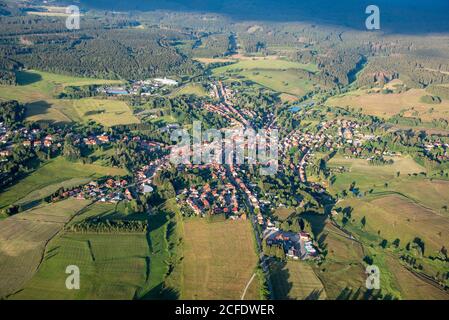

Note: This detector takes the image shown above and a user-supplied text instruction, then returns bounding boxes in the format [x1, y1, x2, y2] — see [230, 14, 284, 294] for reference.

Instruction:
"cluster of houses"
[263, 226, 318, 260]
[228, 165, 263, 220]
[72, 179, 134, 203]
[280, 119, 378, 182]
[180, 183, 244, 218]
[424, 141, 449, 161]
[135, 155, 171, 193]
[205, 81, 250, 127]
[70, 149, 171, 202]
[83, 134, 110, 146]
[174, 164, 245, 219]
[0, 124, 63, 158]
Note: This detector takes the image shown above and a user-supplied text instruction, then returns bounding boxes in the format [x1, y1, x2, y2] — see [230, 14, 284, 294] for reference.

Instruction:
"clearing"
[327, 88, 449, 122]
[182, 218, 260, 300]
[269, 260, 326, 300]
[0, 198, 90, 298]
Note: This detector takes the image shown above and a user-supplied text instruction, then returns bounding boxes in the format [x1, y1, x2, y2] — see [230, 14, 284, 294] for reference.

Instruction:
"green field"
[73, 98, 140, 127]
[181, 218, 260, 300]
[383, 254, 449, 300]
[212, 59, 318, 96]
[327, 88, 449, 123]
[0, 70, 138, 126]
[212, 59, 319, 74]
[328, 155, 425, 193]
[339, 195, 449, 255]
[240, 69, 315, 96]
[171, 83, 208, 97]
[269, 260, 326, 300]
[328, 155, 449, 215]
[273, 207, 295, 220]
[10, 232, 150, 299]
[0, 157, 127, 209]
[312, 221, 368, 299]
[9, 200, 182, 300]
[69, 202, 147, 225]
[0, 70, 122, 103]
[0, 198, 90, 298]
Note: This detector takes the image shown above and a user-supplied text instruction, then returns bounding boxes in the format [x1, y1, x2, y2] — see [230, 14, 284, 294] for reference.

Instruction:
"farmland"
[0, 157, 127, 209]
[325, 152, 449, 298]
[269, 260, 326, 300]
[212, 59, 319, 74]
[327, 155, 449, 215]
[338, 195, 449, 255]
[181, 218, 260, 300]
[0, 198, 90, 298]
[8, 200, 182, 300]
[384, 255, 449, 300]
[10, 233, 150, 299]
[327, 155, 425, 194]
[240, 69, 315, 96]
[212, 59, 318, 96]
[72, 99, 140, 127]
[0, 70, 136, 126]
[0, 70, 122, 103]
[171, 83, 208, 97]
[327, 88, 449, 122]
[312, 222, 366, 299]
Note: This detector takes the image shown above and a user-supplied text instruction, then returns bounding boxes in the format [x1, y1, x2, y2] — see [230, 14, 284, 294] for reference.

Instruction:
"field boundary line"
[241, 273, 256, 300]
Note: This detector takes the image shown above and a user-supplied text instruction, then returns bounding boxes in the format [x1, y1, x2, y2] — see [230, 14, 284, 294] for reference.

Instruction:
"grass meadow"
[339, 195, 449, 255]
[171, 83, 208, 97]
[269, 260, 326, 300]
[0, 157, 127, 209]
[212, 58, 318, 97]
[9, 202, 180, 300]
[323, 153, 449, 298]
[0, 198, 90, 298]
[0, 70, 138, 126]
[10, 233, 150, 299]
[73, 98, 139, 126]
[181, 218, 260, 300]
[327, 88, 449, 122]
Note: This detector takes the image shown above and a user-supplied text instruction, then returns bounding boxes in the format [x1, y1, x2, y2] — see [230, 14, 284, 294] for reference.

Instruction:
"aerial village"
[2, 78, 447, 263]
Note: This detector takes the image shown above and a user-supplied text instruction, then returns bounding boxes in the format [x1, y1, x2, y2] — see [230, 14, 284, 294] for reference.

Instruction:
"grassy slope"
[0, 198, 90, 298]
[327, 88, 449, 122]
[181, 218, 260, 300]
[10, 200, 180, 300]
[212, 59, 318, 74]
[0, 70, 138, 126]
[240, 69, 314, 96]
[212, 59, 318, 96]
[73, 98, 140, 127]
[270, 260, 327, 300]
[0, 157, 127, 209]
[339, 195, 449, 255]
[171, 83, 208, 97]
[312, 222, 366, 299]
[328, 154, 449, 298]
[10, 233, 150, 299]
